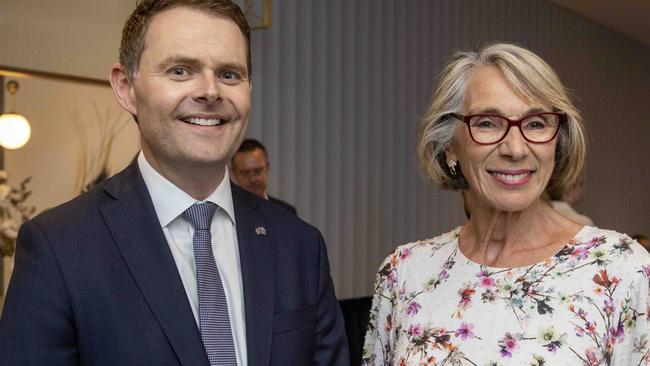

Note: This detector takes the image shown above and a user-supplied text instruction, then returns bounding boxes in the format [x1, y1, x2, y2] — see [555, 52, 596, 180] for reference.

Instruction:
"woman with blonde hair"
[363, 43, 649, 365]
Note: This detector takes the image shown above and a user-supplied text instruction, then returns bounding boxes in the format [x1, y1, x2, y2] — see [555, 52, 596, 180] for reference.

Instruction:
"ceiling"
[547, 0, 650, 47]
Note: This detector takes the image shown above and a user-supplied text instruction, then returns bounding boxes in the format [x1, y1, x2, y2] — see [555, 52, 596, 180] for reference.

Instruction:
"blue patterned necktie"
[184, 202, 237, 366]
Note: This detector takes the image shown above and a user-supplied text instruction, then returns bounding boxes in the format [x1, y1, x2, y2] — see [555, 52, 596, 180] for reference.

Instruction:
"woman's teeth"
[491, 172, 530, 181]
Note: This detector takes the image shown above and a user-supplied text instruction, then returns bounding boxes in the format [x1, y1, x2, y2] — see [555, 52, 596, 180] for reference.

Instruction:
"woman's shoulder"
[575, 226, 648, 253]
[379, 227, 461, 268]
[374, 227, 462, 289]
[573, 225, 650, 272]
[574, 225, 630, 240]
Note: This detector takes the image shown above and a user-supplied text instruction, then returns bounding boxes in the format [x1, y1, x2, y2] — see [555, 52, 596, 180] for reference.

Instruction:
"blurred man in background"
[231, 139, 297, 215]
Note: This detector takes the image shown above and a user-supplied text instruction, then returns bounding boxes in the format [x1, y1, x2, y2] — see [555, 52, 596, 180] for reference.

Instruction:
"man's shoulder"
[267, 195, 297, 215]
[232, 184, 317, 238]
[28, 165, 136, 234]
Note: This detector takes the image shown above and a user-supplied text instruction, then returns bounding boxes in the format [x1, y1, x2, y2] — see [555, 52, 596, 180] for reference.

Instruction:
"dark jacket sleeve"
[0, 220, 79, 365]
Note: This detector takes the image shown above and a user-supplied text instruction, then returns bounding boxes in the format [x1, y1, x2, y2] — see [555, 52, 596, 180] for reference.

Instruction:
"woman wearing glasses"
[363, 43, 649, 365]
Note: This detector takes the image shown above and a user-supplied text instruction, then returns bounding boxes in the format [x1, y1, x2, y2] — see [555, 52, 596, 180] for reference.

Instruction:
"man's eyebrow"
[156, 56, 201, 69]
[219, 62, 249, 77]
[154, 57, 248, 76]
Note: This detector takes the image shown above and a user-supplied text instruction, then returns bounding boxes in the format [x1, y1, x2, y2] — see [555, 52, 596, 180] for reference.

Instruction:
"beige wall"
[0, 77, 140, 306]
[0, 0, 132, 79]
[3, 77, 139, 211]
[1, 1, 140, 303]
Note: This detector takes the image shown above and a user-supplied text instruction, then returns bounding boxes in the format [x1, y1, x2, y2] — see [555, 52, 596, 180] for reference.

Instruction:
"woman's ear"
[445, 140, 458, 163]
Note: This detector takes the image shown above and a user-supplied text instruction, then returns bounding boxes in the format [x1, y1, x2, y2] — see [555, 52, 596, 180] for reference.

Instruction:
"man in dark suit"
[231, 139, 297, 215]
[0, 1, 348, 365]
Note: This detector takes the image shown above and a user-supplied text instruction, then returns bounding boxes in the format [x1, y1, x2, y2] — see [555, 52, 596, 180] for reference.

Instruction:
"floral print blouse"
[363, 226, 650, 365]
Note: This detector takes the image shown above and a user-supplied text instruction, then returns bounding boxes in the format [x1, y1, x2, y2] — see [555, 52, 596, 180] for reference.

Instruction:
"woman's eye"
[475, 119, 496, 128]
[524, 119, 548, 129]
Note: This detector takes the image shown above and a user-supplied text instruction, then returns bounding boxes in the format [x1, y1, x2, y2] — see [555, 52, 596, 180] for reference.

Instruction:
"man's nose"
[251, 172, 263, 182]
[193, 73, 221, 104]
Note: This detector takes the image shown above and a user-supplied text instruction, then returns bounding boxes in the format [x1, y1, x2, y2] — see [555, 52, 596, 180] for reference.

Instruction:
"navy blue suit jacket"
[268, 195, 297, 215]
[0, 163, 349, 365]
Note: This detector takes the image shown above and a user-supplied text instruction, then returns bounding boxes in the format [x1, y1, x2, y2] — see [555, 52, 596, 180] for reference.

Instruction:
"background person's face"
[232, 148, 269, 197]
[447, 66, 557, 213]
[127, 7, 251, 176]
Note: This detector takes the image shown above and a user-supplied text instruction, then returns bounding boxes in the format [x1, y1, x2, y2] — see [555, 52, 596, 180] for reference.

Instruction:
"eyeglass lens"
[468, 113, 560, 144]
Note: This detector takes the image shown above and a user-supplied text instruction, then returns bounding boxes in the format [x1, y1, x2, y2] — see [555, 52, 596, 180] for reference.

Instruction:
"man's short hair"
[231, 138, 268, 166]
[119, 0, 251, 79]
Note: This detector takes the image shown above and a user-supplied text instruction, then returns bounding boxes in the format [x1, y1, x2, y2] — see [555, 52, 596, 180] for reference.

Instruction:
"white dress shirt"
[138, 152, 247, 365]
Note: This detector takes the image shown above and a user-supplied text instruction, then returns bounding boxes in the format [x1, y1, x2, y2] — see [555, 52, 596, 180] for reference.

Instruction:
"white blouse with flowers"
[362, 226, 650, 366]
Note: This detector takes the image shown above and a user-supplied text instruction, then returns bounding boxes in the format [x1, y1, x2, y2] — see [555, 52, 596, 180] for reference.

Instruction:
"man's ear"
[110, 63, 138, 116]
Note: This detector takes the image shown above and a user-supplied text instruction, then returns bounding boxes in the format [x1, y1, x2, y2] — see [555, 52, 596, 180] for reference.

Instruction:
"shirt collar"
[137, 151, 236, 227]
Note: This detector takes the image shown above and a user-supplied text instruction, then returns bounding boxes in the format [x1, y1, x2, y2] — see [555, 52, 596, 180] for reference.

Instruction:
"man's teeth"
[492, 172, 529, 181]
[186, 117, 224, 126]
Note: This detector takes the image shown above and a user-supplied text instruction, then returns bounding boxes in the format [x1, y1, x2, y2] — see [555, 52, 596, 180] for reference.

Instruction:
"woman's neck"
[459, 199, 582, 267]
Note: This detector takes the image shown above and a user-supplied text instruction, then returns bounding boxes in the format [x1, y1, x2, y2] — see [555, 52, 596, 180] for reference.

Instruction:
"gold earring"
[447, 160, 457, 176]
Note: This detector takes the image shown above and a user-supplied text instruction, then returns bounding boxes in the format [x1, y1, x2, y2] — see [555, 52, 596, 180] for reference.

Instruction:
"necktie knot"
[184, 202, 218, 231]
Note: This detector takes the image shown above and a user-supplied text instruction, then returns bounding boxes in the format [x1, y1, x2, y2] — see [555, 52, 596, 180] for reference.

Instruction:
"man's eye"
[220, 71, 240, 80]
[169, 67, 188, 77]
[219, 70, 248, 85]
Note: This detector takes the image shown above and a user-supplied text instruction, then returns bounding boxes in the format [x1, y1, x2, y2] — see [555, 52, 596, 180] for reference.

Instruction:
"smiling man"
[0, 1, 349, 365]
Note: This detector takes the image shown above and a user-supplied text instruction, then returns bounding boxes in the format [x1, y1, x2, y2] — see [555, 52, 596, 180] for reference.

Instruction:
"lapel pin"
[255, 226, 267, 236]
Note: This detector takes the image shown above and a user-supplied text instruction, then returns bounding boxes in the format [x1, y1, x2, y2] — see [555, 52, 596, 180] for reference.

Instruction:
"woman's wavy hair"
[416, 42, 586, 195]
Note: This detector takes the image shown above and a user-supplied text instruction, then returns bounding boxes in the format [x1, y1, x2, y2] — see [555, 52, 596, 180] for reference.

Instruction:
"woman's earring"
[447, 160, 457, 176]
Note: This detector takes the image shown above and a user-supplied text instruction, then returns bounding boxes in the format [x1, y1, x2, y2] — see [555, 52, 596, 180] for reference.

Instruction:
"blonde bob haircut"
[416, 42, 586, 195]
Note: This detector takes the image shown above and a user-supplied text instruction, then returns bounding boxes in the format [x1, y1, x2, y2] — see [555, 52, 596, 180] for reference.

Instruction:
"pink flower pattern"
[363, 227, 650, 365]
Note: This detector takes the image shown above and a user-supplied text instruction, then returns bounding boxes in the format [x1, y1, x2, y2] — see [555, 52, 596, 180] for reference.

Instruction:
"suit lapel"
[100, 164, 209, 366]
[233, 184, 276, 365]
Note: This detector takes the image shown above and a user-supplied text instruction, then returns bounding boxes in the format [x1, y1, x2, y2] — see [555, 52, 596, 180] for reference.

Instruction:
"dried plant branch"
[70, 104, 129, 194]
[0, 173, 35, 257]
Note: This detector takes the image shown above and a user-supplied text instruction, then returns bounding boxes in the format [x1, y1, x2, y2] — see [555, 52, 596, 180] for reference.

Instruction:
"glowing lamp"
[0, 80, 31, 149]
[0, 113, 31, 149]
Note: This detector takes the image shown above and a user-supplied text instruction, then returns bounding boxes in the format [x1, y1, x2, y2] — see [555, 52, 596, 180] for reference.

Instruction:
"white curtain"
[246, 0, 650, 299]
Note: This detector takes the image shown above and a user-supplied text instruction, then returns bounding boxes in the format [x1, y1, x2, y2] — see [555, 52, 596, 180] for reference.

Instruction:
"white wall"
[1, 0, 649, 301]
